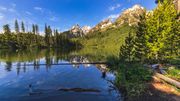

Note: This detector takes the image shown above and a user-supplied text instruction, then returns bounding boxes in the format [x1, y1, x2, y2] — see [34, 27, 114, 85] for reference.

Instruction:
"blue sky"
[0, 0, 156, 33]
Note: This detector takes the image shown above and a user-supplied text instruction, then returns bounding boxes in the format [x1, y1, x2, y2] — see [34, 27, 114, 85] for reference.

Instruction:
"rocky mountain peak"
[64, 5, 146, 36]
[70, 24, 83, 37]
[81, 26, 91, 35]
[115, 4, 145, 26]
[90, 19, 112, 32]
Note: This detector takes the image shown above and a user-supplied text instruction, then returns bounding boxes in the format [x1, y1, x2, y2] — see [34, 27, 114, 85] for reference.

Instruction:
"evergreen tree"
[145, 0, 178, 62]
[172, 19, 180, 56]
[35, 24, 39, 35]
[119, 32, 135, 63]
[54, 29, 59, 46]
[32, 24, 36, 34]
[134, 14, 148, 63]
[44, 24, 50, 47]
[162, 0, 180, 59]
[47, 26, 53, 46]
[3, 24, 11, 42]
[155, 0, 164, 4]
[3, 24, 11, 34]
[21, 21, 25, 32]
[15, 19, 19, 33]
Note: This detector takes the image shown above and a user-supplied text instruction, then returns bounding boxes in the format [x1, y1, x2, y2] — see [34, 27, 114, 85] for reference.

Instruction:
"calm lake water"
[0, 49, 121, 101]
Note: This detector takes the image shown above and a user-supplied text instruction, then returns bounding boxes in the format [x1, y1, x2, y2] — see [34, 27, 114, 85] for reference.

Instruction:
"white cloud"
[25, 11, 32, 15]
[0, 15, 4, 20]
[102, 13, 119, 22]
[34, 7, 43, 11]
[0, 13, 4, 20]
[109, 4, 121, 11]
[11, 3, 16, 8]
[8, 8, 16, 12]
[0, 5, 16, 13]
[0, 6, 7, 11]
[108, 14, 119, 19]
[121, 7, 126, 12]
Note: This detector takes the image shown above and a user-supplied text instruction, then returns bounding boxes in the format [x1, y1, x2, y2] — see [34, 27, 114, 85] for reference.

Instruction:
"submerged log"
[58, 88, 101, 93]
[154, 72, 180, 89]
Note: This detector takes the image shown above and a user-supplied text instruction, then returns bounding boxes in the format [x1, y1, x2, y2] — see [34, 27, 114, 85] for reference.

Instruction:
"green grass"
[115, 64, 153, 98]
[166, 66, 180, 81]
[79, 24, 136, 56]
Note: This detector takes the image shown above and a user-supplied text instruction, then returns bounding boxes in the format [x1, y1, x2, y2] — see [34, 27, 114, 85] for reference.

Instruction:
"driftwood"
[58, 88, 101, 93]
[154, 72, 180, 89]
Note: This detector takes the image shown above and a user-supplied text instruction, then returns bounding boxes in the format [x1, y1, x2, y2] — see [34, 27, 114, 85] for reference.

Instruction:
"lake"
[0, 49, 122, 101]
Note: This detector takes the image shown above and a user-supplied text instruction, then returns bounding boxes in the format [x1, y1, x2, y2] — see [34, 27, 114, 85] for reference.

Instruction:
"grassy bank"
[109, 62, 153, 100]
[166, 66, 180, 81]
[78, 24, 135, 56]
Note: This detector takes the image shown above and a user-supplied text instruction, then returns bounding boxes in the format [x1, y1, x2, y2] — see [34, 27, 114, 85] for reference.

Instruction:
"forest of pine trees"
[119, 0, 180, 63]
[0, 20, 79, 49]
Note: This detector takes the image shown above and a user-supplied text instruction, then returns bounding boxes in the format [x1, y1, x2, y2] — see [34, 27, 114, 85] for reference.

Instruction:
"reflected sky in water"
[0, 49, 121, 101]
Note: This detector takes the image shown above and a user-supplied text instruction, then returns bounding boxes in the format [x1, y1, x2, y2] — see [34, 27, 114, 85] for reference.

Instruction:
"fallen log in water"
[154, 72, 180, 89]
[58, 88, 101, 93]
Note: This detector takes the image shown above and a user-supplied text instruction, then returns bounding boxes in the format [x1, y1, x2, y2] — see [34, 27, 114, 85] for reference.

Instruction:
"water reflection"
[5, 61, 12, 72]
[3, 56, 109, 76]
[0, 49, 121, 101]
[0, 49, 107, 75]
[70, 56, 91, 68]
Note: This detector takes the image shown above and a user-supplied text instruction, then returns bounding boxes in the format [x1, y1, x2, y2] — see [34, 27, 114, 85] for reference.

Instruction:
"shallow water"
[0, 50, 121, 101]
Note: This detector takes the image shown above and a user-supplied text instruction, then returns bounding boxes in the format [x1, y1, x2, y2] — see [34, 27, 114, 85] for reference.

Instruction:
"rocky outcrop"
[81, 26, 91, 35]
[63, 5, 146, 36]
[90, 19, 112, 32]
[70, 24, 84, 37]
[115, 5, 145, 26]
[88, 5, 145, 34]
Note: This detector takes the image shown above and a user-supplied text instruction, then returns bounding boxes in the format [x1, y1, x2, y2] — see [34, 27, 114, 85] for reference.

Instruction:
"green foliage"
[3, 24, 11, 34]
[115, 64, 153, 98]
[21, 21, 25, 32]
[119, 31, 135, 62]
[115, 1, 179, 98]
[166, 66, 180, 81]
[133, 15, 148, 62]
[145, 0, 179, 62]
[0, 20, 80, 50]
[119, 0, 179, 63]
[15, 19, 19, 33]
[80, 24, 136, 56]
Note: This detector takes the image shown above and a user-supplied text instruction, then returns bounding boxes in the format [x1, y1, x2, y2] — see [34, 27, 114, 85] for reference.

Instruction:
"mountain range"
[63, 4, 145, 38]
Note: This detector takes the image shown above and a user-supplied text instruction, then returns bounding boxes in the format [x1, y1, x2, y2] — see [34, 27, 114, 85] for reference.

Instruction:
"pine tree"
[15, 19, 19, 33]
[134, 14, 148, 63]
[3, 24, 11, 34]
[155, 0, 164, 4]
[32, 24, 36, 34]
[47, 26, 53, 46]
[119, 32, 135, 63]
[54, 29, 59, 46]
[21, 21, 25, 32]
[45, 24, 50, 47]
[35, 25, 39, 35]
[3, 24, 11, 41]
[172, 19, 180, 56]
[145, 0, 179, 62]
[163, 1, 180, 59]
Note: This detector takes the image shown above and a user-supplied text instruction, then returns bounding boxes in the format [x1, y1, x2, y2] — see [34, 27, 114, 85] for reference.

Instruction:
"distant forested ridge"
[0, 20, 81, 50]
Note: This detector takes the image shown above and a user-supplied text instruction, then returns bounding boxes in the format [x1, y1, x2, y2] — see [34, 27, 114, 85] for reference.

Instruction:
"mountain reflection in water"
[0, 49, 122, 101]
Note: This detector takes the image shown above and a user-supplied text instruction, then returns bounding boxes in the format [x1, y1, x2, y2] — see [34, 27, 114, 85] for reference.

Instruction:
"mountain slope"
[87, 5, 145, 34]
[79, 5, 145, 56]
[80, 24, 136, 56]
[115, 5, 145, 26]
